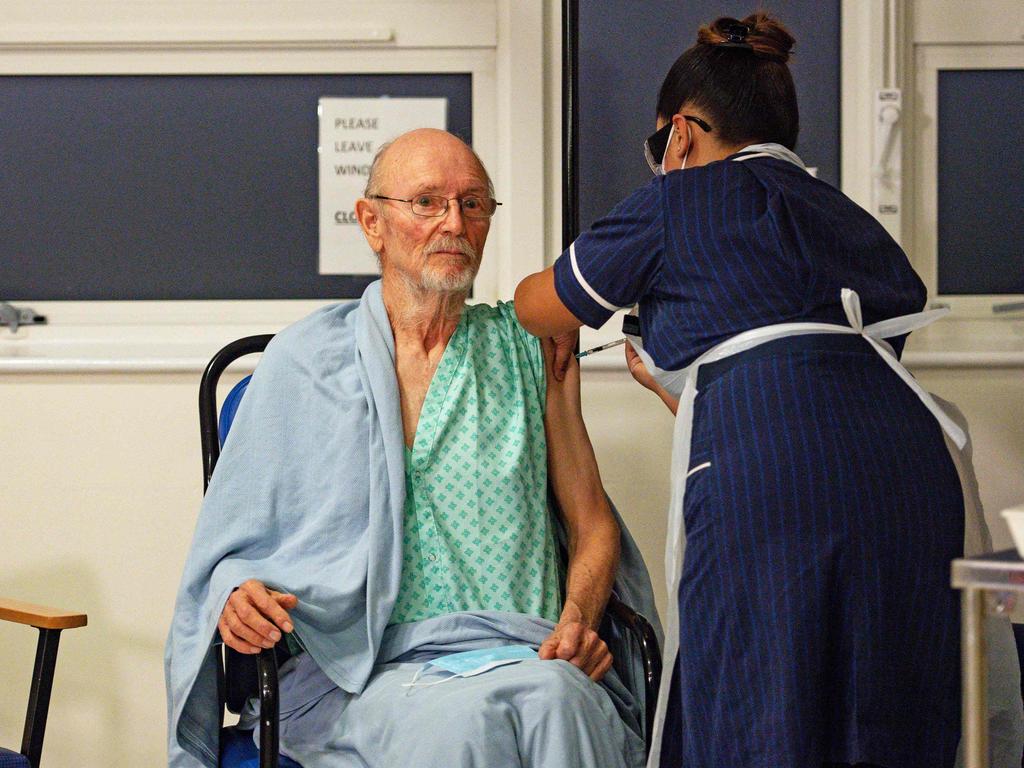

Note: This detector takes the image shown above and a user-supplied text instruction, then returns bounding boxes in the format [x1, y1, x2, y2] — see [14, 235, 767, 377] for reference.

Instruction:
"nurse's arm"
[538, 337, 619, 682]
[515, 268, 584, 381]
[515, 267, 583, 337]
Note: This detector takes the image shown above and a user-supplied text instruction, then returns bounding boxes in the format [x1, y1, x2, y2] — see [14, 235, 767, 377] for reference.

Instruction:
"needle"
[575, 338, 627, 359]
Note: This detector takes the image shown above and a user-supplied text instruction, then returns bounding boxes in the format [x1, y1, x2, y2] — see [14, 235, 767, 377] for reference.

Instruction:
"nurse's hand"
[539, 620, 613, 682]
[549, 329, 579, 382]
[624, 341, 658, 391]
[218, 579, 298, 654]
[625, 342, 679, 415]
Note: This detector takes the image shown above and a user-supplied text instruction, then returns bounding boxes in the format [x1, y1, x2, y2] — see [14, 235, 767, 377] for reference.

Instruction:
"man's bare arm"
[538, 337, 620, 681]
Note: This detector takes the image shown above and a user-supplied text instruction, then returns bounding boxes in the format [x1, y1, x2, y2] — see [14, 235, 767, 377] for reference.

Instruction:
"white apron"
[632, 287, 968, 767]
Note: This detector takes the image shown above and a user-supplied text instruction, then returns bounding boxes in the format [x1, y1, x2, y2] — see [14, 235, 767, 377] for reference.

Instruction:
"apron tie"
[843, 288, 966, 450]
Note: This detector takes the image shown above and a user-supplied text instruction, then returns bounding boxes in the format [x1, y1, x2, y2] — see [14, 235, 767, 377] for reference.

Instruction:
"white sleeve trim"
[569, 242, 631, 313]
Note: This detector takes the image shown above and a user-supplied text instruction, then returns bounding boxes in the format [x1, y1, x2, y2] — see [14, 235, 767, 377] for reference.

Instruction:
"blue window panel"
[0, 74, 472, 301]
[937, 69, 1024, 295]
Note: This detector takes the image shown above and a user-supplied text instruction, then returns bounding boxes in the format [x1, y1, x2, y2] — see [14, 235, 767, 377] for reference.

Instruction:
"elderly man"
[166, 129, 654, 768]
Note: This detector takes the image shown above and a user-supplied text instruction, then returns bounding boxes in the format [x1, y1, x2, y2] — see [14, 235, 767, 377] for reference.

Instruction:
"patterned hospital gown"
[390, 301, 562, 625]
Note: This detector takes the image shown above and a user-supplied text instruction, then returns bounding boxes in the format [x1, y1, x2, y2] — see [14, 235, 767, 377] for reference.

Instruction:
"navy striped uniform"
[555, 155, 964, 768]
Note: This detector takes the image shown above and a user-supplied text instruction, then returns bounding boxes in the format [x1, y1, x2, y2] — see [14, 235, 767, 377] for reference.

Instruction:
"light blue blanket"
[251, 611, 646, 767]
[165, 280, 660, 767]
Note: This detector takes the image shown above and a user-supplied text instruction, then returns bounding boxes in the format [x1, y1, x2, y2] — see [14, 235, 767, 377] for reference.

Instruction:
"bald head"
[364, 128, 492, 199]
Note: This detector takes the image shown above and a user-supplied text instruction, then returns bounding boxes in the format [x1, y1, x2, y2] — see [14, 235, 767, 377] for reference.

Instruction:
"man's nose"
[439, 199, 466, 234]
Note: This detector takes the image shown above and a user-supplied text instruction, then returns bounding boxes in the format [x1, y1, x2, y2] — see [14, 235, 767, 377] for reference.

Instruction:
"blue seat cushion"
[221, 727, 303, 768]
[218, 375, 253, 447]
[0, 748, 29, 768]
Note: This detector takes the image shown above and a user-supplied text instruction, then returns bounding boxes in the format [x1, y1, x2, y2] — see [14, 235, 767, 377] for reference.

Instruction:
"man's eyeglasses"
[643, 115, 713, 174]
[369, 194, 501, 219]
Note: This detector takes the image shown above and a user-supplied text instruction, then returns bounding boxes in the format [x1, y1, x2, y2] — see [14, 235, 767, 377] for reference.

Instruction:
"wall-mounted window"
[1, 73, 474, 302]
[936, 68, 1023, 297]
[0, 1, 545, 368]
[843, 1, 1024, 322]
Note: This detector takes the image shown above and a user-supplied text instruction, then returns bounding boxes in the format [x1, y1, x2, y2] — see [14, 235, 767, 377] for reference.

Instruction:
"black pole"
[561, 0, 580, 250]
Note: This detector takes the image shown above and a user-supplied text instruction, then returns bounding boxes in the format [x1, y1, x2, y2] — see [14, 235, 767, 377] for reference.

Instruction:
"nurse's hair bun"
[698, 12, 794, 63]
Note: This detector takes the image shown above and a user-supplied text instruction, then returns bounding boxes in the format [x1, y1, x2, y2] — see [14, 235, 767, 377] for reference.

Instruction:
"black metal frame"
[14, 627, 64, 768]
[605, 597, 662, 745]
[199, 334, 280, 768]
[562, 0, 580, 252]
[200, 334, 274, 493]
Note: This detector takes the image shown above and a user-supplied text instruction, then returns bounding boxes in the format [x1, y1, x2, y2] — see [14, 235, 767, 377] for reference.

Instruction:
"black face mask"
[643, 115, 713, 174]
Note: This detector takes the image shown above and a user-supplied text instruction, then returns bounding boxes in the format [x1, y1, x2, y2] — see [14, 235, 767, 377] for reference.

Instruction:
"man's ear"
[355, 198, 385, 254]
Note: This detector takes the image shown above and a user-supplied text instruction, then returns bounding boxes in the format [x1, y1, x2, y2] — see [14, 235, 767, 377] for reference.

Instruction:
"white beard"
[420, 261, 478, 293]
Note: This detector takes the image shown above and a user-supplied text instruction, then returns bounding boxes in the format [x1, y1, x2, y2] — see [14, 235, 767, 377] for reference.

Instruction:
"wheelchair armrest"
[604, 593, 662, 751]
[217, 640, 281, 768]
[0, 597, 87, 630]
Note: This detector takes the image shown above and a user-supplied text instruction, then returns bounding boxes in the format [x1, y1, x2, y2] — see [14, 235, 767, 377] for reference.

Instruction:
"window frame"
[0, 1, 545, 369]
[842, 0, 1024, 318]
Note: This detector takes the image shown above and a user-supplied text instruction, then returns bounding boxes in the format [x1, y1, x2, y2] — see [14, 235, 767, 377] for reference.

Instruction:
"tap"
[0, 302, 47, 333]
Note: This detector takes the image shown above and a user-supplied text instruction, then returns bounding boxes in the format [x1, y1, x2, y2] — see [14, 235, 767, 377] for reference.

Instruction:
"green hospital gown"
[389, 301, 562, 625]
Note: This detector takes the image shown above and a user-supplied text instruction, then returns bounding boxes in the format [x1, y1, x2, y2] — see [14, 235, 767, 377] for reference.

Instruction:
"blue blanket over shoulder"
[165, 280, 661, 767]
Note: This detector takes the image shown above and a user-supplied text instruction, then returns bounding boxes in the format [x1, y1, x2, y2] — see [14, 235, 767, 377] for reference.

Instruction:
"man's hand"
[218, 579, 297, 655]
[539, 621, 613, 682]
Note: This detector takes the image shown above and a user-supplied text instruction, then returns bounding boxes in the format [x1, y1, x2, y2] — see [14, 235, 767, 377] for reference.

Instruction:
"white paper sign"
[318, 97, 448, 275]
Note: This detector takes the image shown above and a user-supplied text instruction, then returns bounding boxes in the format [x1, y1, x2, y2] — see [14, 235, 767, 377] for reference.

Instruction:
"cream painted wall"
[581, 373, 675, 611]
[0, 372, 248, 765]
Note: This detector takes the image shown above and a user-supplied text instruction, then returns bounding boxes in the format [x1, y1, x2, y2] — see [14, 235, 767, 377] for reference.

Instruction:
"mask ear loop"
[402, 664, 458, 694]
[658, 123, 676, 174]
[680, 122, 693, 171]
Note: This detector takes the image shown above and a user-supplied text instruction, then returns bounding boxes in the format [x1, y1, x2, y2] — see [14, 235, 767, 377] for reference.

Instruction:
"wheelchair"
[199, 335, 662, 768]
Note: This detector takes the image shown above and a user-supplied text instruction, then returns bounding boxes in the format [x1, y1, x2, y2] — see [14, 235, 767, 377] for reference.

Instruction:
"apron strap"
[841, 289, 966, 450]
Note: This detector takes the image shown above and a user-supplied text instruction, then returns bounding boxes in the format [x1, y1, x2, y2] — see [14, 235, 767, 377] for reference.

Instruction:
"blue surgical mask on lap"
[403, 645, 538, 690]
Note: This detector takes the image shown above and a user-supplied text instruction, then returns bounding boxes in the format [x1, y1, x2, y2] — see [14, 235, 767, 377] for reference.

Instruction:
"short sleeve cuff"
[496, 301, 546, 412]
[553, 242, 625, 329]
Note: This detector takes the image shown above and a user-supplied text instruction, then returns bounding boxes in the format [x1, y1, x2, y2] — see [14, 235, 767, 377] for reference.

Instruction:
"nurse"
[515, 12, 967, 768]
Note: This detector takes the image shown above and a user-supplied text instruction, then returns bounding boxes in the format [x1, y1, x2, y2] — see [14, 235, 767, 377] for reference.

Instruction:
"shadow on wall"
[0, 562, 164, 766]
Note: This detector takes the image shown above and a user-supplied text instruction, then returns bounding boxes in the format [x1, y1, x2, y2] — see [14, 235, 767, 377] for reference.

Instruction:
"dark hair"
[655, 12, 799, 150]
